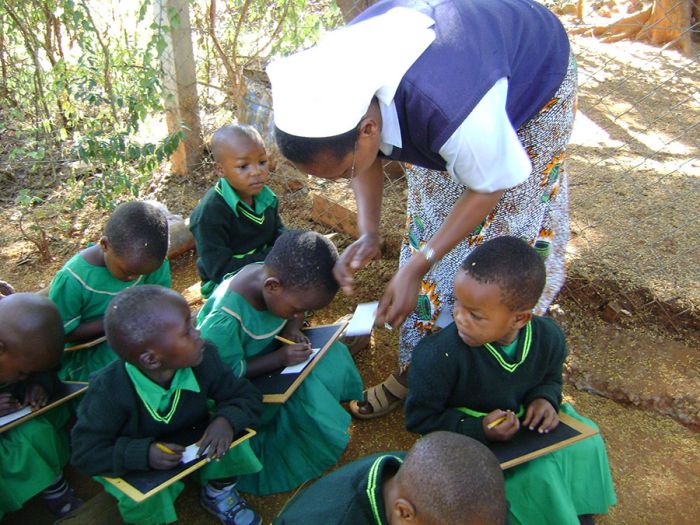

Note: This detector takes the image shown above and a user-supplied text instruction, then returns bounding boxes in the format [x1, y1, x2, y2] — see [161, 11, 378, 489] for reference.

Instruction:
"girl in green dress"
[49, 201, 171, 381]
[198, 230, 364, 495]
[0, 293, 82, 519]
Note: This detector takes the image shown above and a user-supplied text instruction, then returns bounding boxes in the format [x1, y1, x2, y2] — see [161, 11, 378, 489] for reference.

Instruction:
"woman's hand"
[334, 233, 381, 295]
[375, 256, 425, 329]
[483, 409, 520, 442]
[523, 398, 559, 433]
[199, 416, 234, 460]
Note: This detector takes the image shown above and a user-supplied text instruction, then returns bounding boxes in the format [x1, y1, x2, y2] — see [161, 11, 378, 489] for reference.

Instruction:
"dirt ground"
[1, 31, 698, 525]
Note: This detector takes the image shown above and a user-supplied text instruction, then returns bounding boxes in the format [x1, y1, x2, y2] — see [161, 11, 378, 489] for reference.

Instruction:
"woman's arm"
[333, 158, 385, 295]
[376, 188, 503, 328]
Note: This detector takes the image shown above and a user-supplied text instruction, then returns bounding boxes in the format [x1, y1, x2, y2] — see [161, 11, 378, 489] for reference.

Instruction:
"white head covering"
[266, 7, 435, 138]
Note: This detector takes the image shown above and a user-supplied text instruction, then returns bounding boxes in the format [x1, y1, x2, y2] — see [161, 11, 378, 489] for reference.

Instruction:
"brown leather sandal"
[349, 374, 408, 419]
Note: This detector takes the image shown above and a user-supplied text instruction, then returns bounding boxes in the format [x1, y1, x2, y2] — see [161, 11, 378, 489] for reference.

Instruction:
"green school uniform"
[49, 252, 171, 381]
[273, 453, 405, 525]
[405, 317, 617, 524]
[189, 179, 284, 298]
[71, 348, 262, 525]
[0, 377, 70, 520]
[197, 276, 364, 495]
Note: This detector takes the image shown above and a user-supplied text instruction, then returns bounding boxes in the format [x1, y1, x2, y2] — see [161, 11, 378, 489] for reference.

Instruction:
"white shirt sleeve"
[438, 78, 532, 193]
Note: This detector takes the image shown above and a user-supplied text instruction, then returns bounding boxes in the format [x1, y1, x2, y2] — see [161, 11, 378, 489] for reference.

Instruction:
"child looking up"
[273, 431, 507, 525]
[71, 285, 264, 525]
[0, 293, 82, 519]
[189, 124, 284, 299]
[49, 200, 171, 381]
[197, 230, 363, 495]
[405, 237, 616, 525]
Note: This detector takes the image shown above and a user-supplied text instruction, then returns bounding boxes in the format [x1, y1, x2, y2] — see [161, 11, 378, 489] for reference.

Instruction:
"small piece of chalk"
[384, 323, 393, 331]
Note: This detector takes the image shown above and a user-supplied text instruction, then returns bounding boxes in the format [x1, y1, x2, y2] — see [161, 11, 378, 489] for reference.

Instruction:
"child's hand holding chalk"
[483, 409, 520, 442]
[149, 442, 184, 470]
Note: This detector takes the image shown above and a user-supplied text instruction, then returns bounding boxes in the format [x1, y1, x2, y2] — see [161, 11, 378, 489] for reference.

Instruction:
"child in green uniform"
[49, 201, 171, 381]
[0, 293, 82, 519]
[71, 285, 264, 525]
[197, 230, 363, 495]
[189, 125, 284, 298]
[405, 237, 617, 525]
[274, 430, 507, 525]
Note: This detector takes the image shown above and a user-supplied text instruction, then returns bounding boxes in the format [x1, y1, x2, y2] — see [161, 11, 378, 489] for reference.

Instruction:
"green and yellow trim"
[483, 321, 532, 373]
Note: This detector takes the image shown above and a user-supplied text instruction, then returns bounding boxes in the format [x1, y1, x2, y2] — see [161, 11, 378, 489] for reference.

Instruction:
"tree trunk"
[335, 0, 378, 22]
[638, 0, 693, 52]
[156, 0, 204, 176]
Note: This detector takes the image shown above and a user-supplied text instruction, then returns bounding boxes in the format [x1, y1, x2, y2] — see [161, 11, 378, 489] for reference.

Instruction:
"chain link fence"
[253, 0, 699, 338]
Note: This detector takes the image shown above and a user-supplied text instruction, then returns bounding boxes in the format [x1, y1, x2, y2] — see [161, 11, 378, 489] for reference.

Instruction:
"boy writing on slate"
[273, 431, 508, 525]
[71, 285, 264, 525]
[405, 237, 616, 525]
[189, 124, 285, 298]
[0, 293, 82, 519]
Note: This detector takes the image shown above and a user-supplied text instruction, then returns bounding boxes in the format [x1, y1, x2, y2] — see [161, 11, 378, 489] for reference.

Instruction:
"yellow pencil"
[155, 442, 176, 455]
[274, 335, 298, 346]
[486, 415, 508, 429]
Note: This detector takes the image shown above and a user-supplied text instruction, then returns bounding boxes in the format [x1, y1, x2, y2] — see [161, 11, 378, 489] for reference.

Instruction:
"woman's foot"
[349, 370, 408, 419]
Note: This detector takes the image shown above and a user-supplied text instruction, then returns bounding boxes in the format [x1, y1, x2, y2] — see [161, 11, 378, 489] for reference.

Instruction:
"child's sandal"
[349, 374, 408, 420]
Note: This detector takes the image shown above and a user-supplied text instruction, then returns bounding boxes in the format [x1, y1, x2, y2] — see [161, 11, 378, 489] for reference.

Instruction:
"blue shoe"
[200, 486, 261, 525]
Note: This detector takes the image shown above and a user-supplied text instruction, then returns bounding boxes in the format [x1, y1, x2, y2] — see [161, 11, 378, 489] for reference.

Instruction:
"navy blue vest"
[351, 0, 570, 170]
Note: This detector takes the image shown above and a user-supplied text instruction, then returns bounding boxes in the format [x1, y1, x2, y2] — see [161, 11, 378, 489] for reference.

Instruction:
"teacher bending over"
[267, 0, 576, 418]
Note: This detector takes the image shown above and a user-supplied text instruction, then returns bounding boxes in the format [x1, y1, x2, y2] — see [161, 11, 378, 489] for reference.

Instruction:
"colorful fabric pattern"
[398, 55, 577, 365]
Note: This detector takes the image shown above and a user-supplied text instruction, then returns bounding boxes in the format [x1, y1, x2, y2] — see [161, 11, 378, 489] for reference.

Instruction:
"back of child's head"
[0, 293, 64, 382]
[105, 285, 184, 362]
[396, 431, 507, 525]
[461, 236, 546, 312]
[264, 230, 339, 297]
[211, 124, 264, 162]
[104, 201, 169, 264]
[274, 125, 356, 166]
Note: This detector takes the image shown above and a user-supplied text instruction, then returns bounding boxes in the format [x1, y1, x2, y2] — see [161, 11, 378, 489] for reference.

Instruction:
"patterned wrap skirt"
[398, 54, 578, 365]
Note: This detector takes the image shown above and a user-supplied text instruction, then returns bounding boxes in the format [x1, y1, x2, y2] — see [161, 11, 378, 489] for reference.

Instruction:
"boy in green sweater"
[189, 125, 284, 298]
[71, 285, 264, 525]
[273, 431, 507, 525]
[0, 293, 82, 519]
[405, 236, 616, 525]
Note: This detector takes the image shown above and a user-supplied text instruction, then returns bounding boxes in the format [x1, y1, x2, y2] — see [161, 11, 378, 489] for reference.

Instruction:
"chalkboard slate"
[0, 380, 88, 434]
[101, 421, 256, 502]
[251, 323, 346, 403]
[489, 412, 598, 469]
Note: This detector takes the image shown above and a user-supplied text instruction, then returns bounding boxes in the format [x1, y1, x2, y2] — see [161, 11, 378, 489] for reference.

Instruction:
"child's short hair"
[105, 285, 183, 360]
[461, 236, 546, 311]
[397, 431, 507, 525]
[0, 292, 64, 366]
[274, 126, 356, 165]
[211, 124, 264, 162]
[104, 201, 168, 263]
[264, 230, 339, 297]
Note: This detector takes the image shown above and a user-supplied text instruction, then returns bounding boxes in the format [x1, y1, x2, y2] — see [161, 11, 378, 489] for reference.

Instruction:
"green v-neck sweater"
[405, 316, 565, 443]
[189, 186, 284, 285]
[71, 343, 263, 477]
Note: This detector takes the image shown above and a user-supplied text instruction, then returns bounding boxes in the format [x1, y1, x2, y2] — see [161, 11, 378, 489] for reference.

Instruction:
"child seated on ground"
[197, 229, 363, 495]
[189, 124, 284, 299]
[273, 430, 508, 525]
[405, 236, 616, 525]
[0, 293, 82, 519]
[49, 201, 171, 381]
[71, 285, 264, 525]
